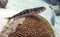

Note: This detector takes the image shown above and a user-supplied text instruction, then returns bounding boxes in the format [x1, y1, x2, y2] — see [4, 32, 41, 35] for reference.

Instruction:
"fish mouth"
[39, 7, 46, 12]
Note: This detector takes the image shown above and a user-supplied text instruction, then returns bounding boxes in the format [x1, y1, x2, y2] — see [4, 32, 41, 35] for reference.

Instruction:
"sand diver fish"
[7, 7, 46, 23]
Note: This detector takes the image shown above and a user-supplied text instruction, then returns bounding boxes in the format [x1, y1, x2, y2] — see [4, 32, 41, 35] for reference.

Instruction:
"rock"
[0, 0, 8, 8]
[8, 15, 55, 37]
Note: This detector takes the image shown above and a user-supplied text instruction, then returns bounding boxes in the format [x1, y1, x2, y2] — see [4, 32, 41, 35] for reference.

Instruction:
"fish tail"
[5, 17, 12, 24]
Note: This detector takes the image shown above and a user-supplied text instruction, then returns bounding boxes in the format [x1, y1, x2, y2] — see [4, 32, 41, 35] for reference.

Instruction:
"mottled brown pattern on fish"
[7, 7, 46, 24]
[9, 7, 46, 19]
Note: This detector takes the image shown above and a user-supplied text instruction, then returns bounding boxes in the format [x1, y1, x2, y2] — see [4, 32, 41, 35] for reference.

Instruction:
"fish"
[7, 7, 46, 23]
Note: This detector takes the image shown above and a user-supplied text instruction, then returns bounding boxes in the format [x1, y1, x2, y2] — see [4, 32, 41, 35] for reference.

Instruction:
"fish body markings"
[7, 7, 46, 23]
[9, 7, 46, 19]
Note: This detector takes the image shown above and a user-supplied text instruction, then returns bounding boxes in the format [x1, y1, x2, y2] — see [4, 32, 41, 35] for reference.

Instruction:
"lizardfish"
[7, 7, 46, 23]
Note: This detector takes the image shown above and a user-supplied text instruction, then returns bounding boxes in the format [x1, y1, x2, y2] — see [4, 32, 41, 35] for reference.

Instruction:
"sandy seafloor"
[0, 0, 60, 37]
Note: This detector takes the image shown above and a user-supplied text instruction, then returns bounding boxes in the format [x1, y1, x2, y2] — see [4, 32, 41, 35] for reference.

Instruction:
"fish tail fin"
[5, 17, 11, 24]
